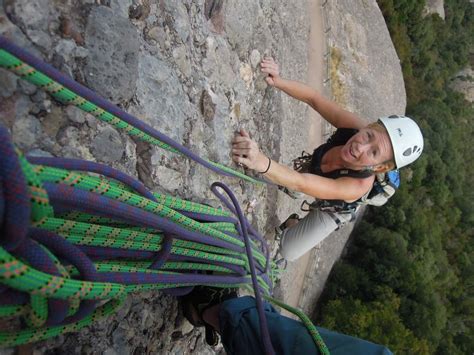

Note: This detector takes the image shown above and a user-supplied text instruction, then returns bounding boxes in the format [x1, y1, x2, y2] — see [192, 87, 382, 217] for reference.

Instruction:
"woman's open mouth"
[350, 146, 357, 159]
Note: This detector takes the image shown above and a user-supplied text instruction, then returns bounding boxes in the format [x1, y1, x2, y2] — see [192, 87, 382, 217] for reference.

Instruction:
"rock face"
[0, 0, 406, 353]
[85, 6, 140, 103]
[0, 0, 311, 353]
[324, 0, 406, 120]
[450, 67, 474, 102]
[423, 0, 446, 20]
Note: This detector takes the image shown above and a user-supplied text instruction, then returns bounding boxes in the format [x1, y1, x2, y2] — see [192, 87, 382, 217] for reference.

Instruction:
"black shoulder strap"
[310, 128, 371, 179]
[322, 168, 373, 179]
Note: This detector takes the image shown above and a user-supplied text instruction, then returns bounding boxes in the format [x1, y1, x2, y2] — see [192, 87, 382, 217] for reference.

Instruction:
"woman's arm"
[232, 129, 373, 201]
[260, 58, 365, 130]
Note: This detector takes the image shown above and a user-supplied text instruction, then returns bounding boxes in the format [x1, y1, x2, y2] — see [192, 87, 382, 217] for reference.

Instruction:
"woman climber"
[231, 57, 424, 261]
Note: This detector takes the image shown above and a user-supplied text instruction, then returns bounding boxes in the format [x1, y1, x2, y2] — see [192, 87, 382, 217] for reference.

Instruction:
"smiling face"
[340, 124, 394, 171]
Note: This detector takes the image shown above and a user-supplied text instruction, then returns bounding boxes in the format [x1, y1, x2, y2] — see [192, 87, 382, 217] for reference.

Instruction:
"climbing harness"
[0, 35, 329, 355]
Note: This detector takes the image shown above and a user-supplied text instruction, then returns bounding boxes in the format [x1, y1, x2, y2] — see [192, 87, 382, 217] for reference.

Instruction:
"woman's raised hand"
[232, 129, 269, 172]
[260, 57, 280, 86]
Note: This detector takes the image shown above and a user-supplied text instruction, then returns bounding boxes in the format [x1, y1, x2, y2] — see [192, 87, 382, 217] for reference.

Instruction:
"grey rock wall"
[0, 0, 406, 352]
[0, 0, 311, 353]
[324, 0, 406, 121]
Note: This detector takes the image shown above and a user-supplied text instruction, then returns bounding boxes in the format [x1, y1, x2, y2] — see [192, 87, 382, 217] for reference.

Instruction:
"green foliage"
[315, 0, 474, 353]
[320, 287, 431, 354]
[322, 288, 429, 354]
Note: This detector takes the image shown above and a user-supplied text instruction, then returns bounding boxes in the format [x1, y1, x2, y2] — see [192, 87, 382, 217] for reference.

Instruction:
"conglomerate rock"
[0, 0, 405, 353]
[0, 1, 309, 353]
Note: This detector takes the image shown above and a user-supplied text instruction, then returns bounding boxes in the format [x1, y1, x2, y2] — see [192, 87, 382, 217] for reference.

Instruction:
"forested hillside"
[315, 0, 474, 353]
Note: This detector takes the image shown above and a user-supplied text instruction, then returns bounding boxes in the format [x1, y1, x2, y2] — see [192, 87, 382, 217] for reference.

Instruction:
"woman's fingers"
[232, 147, 251, 155]
[232, 142, 251, 150]
[260, 66, 276, 74]
[232, 154, 251, 167]
[260, 64, 279, 78]
[239, 128, 251, 138]
[260, 62, 278, 70]
[232, 135, 251, 145]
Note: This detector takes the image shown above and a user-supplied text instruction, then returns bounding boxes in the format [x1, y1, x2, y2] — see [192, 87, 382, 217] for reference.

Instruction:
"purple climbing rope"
[0, 36, 268, 183]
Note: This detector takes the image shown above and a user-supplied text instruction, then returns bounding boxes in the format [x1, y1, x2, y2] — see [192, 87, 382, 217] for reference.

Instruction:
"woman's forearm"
[273, 77, 363, 129]
[263, 157, 303, 191]
[273, 77, 341, 125]
[273, 77, 315, 105]
[262, 157, 369, 201]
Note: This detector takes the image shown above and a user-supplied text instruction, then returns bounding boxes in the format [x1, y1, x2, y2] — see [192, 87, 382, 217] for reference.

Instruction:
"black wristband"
[259, 157, 271, 174]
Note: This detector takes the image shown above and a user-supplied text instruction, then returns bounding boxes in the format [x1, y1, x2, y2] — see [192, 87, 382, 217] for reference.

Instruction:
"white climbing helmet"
[379, 115, 424, 169]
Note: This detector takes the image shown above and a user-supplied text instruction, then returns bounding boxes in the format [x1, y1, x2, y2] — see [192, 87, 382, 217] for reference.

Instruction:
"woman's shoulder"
[338, 174, 375, 203]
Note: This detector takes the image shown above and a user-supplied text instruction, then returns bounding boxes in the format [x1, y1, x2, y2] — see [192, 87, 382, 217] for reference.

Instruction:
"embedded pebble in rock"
[54, 39, 78, 63]
[7, 0, 57, 51]
[202, 36, 237, 88]
[152, 165, 184, 193]
[73, 46, 89, 59]
[85, 6, 139, 103]
[41, 106, 66, 138]
[65, 105, 86, 124]
[180, 320, 195, 335]
[163, 2, 191, 43]
[239, 62, 253, 89]
[121, 137, 138, 176]
[133, 54, 190, 142]
[0, 97, 16, 129]
[0, 70, 17, 98]
[18, 79, 37, 96]
[203, 90, 234, 165]
[30, 89, 47, 104]
[26, 29, 52, 50]
[250, 49, 261, 69]
[147, 26, 168, 48]
[12, 95, 34, 124]
[0, 6, 44, 58]
[110, 0, 133, 18]
[200, 89, 217, 122]
[12, 115, 42, 150]
[85, 113, 99, 130]
[9, 0, 51, 32]
[172, 45, 192, 77]
[57, 126, 80, 146]
[91, 126, 124, 163]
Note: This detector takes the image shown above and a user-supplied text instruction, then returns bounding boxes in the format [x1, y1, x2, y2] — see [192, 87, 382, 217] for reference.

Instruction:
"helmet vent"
[403, 148, 412, 156]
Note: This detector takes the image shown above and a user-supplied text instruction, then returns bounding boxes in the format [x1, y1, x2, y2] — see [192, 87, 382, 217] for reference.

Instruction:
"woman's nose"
[356, 143, 370, 156]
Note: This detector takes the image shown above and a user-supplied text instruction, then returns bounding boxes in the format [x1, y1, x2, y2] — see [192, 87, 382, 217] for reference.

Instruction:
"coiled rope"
[0, 35, 329, 354]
